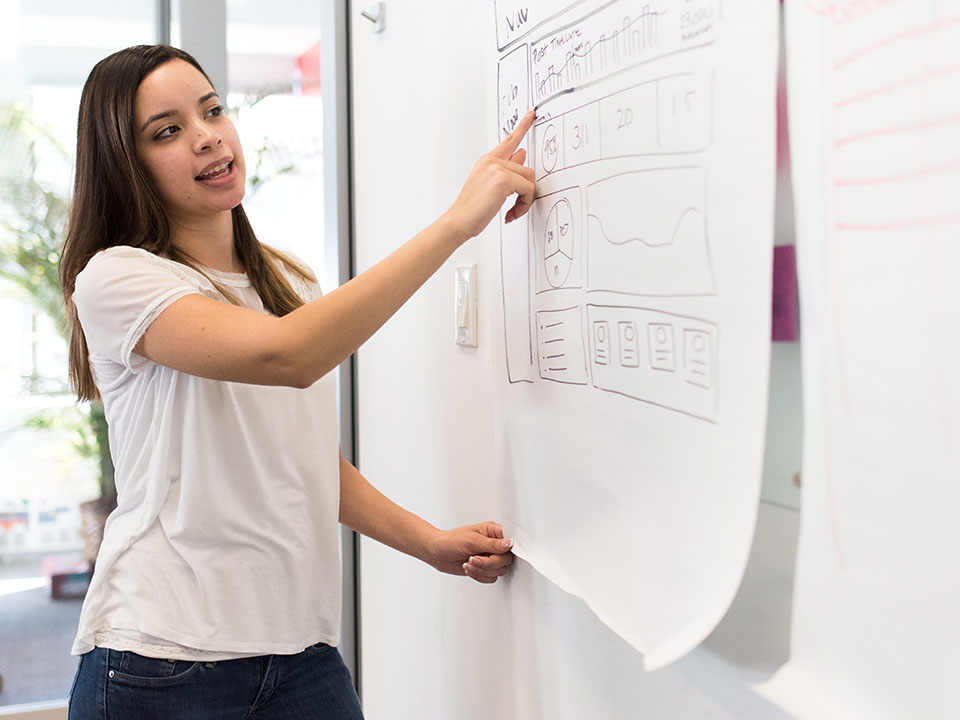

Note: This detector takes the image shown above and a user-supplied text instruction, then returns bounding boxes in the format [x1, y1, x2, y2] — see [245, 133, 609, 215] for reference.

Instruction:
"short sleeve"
[73, 247, 202, 372]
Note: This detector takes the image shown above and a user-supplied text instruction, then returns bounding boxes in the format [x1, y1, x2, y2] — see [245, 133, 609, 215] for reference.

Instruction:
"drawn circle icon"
[541, 124, 559, 173]
[544, 198, 573, 288]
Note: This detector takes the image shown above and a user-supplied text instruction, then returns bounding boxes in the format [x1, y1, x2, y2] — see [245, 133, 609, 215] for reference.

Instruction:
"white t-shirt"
[70, 246, 341, 660]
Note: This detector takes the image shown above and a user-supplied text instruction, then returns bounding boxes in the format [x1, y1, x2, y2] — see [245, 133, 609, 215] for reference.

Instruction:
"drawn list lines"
[536, 307, 588, 385]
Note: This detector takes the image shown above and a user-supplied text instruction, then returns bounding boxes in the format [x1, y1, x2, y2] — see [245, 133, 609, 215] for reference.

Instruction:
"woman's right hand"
[443, 109, 537, 242]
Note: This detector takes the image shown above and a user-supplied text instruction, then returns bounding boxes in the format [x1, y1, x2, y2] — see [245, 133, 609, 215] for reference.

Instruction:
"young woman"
[61, 44, 535, 720]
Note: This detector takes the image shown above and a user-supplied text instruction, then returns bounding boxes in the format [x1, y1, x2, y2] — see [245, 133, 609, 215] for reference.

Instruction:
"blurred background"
[0, 0, 325, 708]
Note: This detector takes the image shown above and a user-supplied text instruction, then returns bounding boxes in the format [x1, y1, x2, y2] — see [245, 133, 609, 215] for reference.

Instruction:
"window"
[0, 1, 156, 710]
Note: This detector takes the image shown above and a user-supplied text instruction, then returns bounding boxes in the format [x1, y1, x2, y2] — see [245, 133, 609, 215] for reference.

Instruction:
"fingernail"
[462, 562, 470, 574]
[501, 538, 514, 551]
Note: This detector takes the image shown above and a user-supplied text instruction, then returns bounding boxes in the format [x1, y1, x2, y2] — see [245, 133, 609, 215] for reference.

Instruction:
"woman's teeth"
[197, 162, 231, 180]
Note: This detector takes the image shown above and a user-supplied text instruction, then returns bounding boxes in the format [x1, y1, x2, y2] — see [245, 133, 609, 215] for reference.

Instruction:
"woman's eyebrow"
[140, 91, 221, 132]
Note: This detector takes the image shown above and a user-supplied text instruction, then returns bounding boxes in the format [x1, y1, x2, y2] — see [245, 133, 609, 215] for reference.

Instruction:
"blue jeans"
[68, 644, 364, 719]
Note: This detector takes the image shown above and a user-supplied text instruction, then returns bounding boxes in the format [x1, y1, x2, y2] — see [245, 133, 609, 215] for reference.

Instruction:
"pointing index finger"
[494, 109, 536, 159]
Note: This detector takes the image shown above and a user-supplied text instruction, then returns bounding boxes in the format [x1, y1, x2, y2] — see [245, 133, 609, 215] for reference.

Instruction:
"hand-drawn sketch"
[532, 73, 712, 181]
[492, 0, 777, 669]
[497, 0, 721, 414]
[529, 0, 719, 108]
[493, 0, 586, 51]
[532, 188, 582, 292]
[588, 305, 718, 421]
[536, 307, 588, 385]
[587, 168, 715, 297]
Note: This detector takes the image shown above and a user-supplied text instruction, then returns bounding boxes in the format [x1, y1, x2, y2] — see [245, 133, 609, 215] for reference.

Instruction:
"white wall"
[352, 2, 802, 717]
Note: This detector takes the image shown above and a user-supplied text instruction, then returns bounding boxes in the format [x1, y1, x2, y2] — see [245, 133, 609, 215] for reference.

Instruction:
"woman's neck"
[169, 210, 244, 273]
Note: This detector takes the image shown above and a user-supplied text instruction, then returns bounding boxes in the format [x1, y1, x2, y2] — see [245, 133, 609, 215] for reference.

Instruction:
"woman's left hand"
[425, 521, 515, 584]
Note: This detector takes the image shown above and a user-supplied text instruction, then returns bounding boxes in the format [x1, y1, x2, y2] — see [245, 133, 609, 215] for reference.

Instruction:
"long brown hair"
[59, 45, 314, 401]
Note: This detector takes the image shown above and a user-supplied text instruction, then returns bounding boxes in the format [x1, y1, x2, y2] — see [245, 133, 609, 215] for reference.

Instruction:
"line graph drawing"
[587, 304, 718, 421]
[586, 168, 716, 296]
[529, 0, 719, 108]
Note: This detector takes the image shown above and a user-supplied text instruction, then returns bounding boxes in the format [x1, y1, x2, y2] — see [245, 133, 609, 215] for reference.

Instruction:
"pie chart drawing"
[544, 198, 574, 288]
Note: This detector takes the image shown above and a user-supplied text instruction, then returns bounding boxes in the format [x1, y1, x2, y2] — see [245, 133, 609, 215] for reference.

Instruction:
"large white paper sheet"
[490, 0, 779, 668]
[784, 1, 960, 716]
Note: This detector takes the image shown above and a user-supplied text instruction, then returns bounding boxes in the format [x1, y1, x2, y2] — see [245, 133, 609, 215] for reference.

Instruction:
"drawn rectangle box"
[587, 305, 718, 422]
[532, 186, 583, 293]
[536, 307, 588, 385]
[657, 73, 711, 153]
[528, 0, 720, 108]
[498, 43, 530, 141]
[563, 102, 601, 168]
[598, 81, 659, 159]
[594, 320, 610, 365]
[586, 167, 715, 297]
[617, 321, 640, 367]
[648, 323, 676, 371]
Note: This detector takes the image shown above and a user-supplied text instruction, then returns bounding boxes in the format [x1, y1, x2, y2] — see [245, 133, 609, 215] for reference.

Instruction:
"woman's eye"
[154, 125, 179, 140]
[207, 105, 224, 118]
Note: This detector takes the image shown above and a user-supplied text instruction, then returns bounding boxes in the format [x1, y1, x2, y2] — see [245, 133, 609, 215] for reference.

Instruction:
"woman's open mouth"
[196, 161, 233, 182]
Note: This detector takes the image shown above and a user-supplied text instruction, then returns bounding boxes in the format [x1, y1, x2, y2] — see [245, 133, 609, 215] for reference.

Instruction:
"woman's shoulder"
[80, 245, 175, 277]
[75, 245, 209, 302]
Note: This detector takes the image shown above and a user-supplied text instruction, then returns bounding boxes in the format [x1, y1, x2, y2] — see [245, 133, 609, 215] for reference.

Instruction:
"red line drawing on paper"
[833, 113, 960, 146]
[834, 65, 960, 108]
[834, 158, 960, 186]
[836, 215, 960, 231]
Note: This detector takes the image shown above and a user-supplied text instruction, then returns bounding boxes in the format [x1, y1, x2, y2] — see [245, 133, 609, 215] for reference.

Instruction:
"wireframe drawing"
[588, 305, 718, 421]
[586, 168, 715, 297]
[536, 307, 588, 385]
[496, 0, 723, 419]
[532, 188, 582, 293]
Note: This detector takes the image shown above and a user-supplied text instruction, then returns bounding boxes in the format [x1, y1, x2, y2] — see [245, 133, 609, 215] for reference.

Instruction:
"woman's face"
[134, 59, 246, 224]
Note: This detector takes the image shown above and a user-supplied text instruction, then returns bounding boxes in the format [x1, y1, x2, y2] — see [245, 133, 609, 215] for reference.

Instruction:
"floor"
[0, 555, 84, 708]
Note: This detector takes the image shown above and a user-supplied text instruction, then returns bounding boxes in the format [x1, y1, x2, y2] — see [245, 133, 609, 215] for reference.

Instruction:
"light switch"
[455, 264, 478, 347]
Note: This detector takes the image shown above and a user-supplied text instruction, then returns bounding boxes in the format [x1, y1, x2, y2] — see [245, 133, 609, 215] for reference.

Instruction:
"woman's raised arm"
[136, 110, 536, 387]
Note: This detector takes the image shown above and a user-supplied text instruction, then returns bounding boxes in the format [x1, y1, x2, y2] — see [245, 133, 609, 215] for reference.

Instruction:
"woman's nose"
[193, 123, 222, 152]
